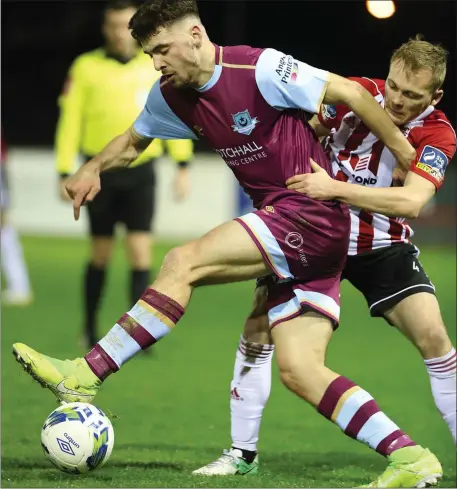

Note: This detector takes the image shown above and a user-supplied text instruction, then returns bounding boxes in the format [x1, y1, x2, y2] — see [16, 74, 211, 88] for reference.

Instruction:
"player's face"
[141, 22, 203, 88]
[102, 7, 138, 56]
[384, 60, 443, 126]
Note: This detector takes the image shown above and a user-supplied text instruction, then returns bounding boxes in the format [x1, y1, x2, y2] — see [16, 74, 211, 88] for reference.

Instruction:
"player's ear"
[431, 89, 443, 107]
[191, 25, 203, 48]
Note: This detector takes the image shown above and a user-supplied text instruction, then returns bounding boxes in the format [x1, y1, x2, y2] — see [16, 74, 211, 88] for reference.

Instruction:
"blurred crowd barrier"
[7, 148, 456, 245]
[7, 148, 238, 240]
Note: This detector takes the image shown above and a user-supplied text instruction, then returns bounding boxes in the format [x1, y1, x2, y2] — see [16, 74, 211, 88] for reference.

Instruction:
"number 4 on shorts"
[413, 261, 420, 272]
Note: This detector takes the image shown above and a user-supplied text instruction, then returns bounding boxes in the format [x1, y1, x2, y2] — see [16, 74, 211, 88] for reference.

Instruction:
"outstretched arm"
[322, 74, 415, 172]
[255, 49, 415, 172]
[286, 160, 435, 219]
[65, 80, 197, 220]
[85, 127, 152, 173]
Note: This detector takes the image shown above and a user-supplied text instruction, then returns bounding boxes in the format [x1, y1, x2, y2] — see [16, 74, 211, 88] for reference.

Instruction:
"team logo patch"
[416, 145, 448, 182]
[290, 62, 299, 83]
[322, 104, 337, 121]
[285, 232, 304, 249]
[231, 110, 259, 136]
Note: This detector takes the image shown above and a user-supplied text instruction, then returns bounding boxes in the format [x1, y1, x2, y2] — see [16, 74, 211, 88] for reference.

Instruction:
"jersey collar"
[196, 44, 223, 92]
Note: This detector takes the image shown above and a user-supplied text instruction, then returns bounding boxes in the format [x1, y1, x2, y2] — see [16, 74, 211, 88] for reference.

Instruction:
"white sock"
[1, 225, 31, 295]
[424, 348, 456, 445]
[230, 335, 274, 452]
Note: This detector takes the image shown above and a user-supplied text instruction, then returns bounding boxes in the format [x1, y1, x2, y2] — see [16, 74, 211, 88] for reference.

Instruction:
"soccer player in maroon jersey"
[194, 37, 455, 482]
[12, 3, 441, 486]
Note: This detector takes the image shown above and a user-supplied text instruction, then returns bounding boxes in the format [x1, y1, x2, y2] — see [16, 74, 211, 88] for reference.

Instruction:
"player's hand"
[392, 165, 407, 187]
[64, 162, 101, 220]
[172, 167, 190, 202]
[58, 178, 73, 202]
[286, 159, 336, 200]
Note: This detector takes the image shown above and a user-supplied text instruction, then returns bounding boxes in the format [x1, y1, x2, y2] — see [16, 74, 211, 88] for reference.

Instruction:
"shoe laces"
[205, 449, 241, 468]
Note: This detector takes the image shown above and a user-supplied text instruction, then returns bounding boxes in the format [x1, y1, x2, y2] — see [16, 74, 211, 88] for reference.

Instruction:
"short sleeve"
[409, 124, 456, 189]
[133, 80, 198, 141]
[255, 48, 329, 114]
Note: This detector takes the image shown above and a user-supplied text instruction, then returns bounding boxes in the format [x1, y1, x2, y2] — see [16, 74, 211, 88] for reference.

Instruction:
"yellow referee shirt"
[55, 48, 193, 175]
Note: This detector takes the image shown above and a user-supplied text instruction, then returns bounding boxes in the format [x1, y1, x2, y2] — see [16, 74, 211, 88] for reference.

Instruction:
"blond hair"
[390, 34, 448, 92]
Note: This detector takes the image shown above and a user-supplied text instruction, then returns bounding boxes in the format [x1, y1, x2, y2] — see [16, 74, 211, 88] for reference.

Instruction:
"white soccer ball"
[41, 402, 114, 474]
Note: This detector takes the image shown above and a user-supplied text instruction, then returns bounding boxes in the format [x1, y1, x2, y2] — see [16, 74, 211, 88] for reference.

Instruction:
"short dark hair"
[129, 0, 200, 42]
[104, 0, 139, 14]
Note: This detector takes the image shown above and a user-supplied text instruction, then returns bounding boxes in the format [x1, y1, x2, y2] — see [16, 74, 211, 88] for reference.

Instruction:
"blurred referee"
[55, 0, 193, 348]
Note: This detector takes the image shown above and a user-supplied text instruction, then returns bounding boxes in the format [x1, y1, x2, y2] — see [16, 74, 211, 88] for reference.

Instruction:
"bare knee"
[160, 243, 194, 282]
[387, 294, 453, 359]
[242, 284, 271, 344]
[278, 360, 322, 402]
[243, 316, 271, 345]
[412, 323, 452, 359]
[90, 237, 114, 268]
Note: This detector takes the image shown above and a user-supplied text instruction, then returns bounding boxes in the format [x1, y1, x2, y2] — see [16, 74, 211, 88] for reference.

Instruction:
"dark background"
[1, 0, 456, 148]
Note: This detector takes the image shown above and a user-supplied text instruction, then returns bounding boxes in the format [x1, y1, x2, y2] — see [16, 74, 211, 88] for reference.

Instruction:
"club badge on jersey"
[321, 104, 337, 122]
[231, 110, 259, 136]
[416, 145, 448, 182]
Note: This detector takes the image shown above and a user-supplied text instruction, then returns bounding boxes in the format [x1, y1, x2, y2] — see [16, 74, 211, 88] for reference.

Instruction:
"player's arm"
[324, 73, 415, 171]
[330, 172, 435, 219]
[65, 80, 197, 220]
[287, 161, 434, 218]
[85, 127, 152, 173]
[287, 135, 455, 219]
[85, 80, 197, 173]
[308, 115, 331, 139]
[255, 49, 415, 172]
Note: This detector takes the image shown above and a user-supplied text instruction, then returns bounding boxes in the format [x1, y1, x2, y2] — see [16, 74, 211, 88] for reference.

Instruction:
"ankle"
[232, 446, 257, 464]
[84, 345, 118, 381]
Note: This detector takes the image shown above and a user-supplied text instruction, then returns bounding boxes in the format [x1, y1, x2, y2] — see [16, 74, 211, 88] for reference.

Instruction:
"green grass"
[2, 236, 456, 488]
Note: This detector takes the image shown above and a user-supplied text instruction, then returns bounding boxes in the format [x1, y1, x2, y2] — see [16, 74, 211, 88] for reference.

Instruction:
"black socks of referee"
[130, 269, 151, 306]
[83, 265, 151, 348]
[84, 263, 106, 347]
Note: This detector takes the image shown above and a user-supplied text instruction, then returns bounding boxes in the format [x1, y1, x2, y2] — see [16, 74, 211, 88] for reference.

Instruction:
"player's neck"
[194, 40, 216, 89]
[105, 45, 139, 64]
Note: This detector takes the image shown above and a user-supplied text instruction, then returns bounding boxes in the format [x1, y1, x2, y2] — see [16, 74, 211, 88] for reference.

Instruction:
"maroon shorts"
[235, 200, 350, 327]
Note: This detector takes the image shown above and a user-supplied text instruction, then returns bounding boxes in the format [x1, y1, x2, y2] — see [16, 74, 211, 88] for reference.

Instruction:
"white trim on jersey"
[361, 77, 382, 97]
[268, 289, 340, 326]
[369, 283, 436, 311]
[237, 212, 292, 280]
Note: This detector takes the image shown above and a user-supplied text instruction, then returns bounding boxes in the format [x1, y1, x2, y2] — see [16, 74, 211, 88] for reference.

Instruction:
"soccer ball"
[41, 402, 114, 474]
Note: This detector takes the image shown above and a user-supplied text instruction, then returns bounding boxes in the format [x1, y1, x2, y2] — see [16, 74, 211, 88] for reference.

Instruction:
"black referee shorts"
[85, 159, 156, 237]
[342, 243, 435, 319]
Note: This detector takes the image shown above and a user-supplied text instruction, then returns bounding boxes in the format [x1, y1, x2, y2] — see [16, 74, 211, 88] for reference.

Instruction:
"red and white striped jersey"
[318, 77, 456, 255]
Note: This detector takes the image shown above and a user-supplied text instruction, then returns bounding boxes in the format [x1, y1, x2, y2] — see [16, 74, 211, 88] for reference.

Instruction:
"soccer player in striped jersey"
[194, 37, 456, 484]
[12, 2, 441, 486]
